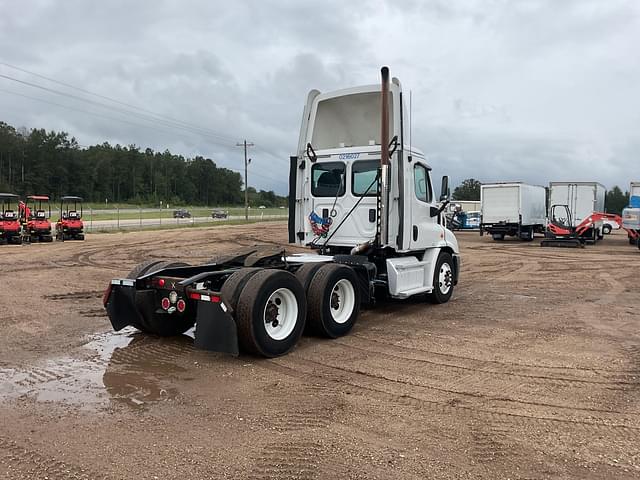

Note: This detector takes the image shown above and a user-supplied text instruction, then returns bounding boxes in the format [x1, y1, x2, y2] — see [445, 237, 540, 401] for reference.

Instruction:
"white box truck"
[480, 183, 547, 241]
[548, 182, 606, 243]
[622, 181, 640, 246]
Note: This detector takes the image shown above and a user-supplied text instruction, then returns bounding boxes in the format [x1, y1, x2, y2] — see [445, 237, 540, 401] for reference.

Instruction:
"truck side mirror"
[440, 176, 450, 202]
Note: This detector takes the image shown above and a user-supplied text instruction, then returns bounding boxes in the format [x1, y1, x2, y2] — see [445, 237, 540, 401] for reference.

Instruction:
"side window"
[311, 162, 345, 197]
[414, 164, 433, 203]
[352, 160, 379, 196]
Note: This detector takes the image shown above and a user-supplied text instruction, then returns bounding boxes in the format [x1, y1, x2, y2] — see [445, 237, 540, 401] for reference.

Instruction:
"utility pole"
[236, 140, 254, 220]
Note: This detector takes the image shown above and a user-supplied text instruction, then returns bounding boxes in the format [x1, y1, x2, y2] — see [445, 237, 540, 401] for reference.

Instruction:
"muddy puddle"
[0, 329, 199, 410]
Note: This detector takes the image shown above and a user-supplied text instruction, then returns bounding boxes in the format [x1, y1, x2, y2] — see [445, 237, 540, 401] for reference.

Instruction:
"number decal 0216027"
[338, 153, 360, 160]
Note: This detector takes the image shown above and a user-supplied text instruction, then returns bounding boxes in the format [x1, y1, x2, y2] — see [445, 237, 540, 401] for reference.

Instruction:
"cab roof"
[61, 196, 83, 201]
[0, 193, 19, 199]
[27, 195, 50, 201]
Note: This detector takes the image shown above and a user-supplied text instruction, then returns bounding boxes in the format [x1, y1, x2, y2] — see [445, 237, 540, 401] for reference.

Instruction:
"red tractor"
[542, 205, 639, 248]
[19, 195, 53, 243]
[56, 196, 85, 241]
[0, 193, 22, 245]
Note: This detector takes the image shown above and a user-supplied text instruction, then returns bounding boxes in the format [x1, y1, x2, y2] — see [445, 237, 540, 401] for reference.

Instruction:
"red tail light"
[161, 297, 171, 310]
[176, 299, 186, 313]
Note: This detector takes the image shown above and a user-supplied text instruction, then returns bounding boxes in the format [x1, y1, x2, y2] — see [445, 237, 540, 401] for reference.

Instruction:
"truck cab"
[289, 77, 459, 298]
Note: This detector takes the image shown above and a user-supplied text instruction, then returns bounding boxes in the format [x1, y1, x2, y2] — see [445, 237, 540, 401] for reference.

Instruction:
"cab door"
[409, 162, 442, 250]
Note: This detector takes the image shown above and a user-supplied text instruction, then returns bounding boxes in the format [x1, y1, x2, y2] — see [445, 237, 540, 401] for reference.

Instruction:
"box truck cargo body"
[623, 182, 640, 246]
[480, 183, 547, 241]
[548, 182, 605, 242]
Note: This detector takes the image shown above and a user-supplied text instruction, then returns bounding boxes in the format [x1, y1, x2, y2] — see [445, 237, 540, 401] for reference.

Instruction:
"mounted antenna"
[378, 66, 391, 247]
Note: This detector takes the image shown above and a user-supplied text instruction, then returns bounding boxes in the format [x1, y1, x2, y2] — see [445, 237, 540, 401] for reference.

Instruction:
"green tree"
[452, 178, 481, 201]
[605, 186, 629, 215]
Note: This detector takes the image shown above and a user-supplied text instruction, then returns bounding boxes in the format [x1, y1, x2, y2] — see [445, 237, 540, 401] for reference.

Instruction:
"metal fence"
[50, 207, 288, 233]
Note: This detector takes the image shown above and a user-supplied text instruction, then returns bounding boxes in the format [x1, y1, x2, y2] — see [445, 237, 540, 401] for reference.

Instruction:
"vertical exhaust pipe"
[379, 66, 390, 246]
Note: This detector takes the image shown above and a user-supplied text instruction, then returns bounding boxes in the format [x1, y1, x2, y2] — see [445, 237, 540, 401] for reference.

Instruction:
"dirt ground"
[0, 222, 639, 479]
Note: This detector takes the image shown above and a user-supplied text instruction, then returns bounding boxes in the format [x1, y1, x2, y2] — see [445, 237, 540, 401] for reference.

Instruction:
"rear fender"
[193, 299, 239, 356]
[105, 281, 144, 331]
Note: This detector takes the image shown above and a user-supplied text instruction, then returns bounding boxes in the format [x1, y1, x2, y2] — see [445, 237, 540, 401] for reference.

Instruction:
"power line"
[0, 62, 241, 144]
[0, 88, 287, 186]
[0, 62, 292, 166]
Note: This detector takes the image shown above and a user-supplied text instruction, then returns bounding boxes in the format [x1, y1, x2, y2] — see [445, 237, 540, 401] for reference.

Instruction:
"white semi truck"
[480, 183, 547, 241]
[103, 68, 460, 357]
[548, 182, 606, 243]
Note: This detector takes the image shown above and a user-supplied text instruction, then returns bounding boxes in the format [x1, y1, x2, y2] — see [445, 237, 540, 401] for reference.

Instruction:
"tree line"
[453, 178, 631, 215]
[0, 121, 286, 207]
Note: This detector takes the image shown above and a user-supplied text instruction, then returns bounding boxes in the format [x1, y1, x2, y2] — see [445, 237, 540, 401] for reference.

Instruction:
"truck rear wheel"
[307, 264, 360, 338]
[492, 233, 504, 241]
[603, 224, 612, 235]
[235, 270, 306, 357]
[220, 268, 261, 312]
[428, 252, 454, 304]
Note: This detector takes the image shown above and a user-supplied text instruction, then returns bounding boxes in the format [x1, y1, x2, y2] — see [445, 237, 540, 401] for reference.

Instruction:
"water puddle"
[0, 329, 198, 410]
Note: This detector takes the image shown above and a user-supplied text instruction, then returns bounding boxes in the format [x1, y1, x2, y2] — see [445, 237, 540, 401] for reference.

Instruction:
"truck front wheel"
[428, 252, 454, 304]
[307, 264, 361, 338]
[235, 270, 306, 357]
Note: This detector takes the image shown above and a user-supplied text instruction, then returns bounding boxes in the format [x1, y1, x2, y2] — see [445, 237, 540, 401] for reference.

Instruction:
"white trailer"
[548, 182, 606, 242]
[480, 183, 547, 241]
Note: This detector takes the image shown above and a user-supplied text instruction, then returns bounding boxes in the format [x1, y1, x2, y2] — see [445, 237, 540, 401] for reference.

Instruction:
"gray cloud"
[1, 0, 639, 194]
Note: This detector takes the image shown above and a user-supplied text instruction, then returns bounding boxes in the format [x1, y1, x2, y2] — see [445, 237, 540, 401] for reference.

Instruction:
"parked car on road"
[173, 209, 191, 218]
[212, 209, 228, 219]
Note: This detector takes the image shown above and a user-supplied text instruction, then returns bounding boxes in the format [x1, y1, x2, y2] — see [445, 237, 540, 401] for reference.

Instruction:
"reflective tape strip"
[220, 302, 227, 312]
[110, 279, 135, 287]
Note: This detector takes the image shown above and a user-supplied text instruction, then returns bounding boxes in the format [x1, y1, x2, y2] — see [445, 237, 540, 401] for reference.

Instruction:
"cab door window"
[414, 164, 433, 203]
[311, 162, 345, 197]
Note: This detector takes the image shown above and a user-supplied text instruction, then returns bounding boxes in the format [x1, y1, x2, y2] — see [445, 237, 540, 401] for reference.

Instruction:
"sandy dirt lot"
[0, 223, 639, 479]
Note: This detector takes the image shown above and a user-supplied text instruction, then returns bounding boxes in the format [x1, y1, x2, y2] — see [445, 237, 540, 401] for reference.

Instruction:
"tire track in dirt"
[247, 383, 344, 480]
[352, 333, 640, 376]
[265, 356, 640, 443]
[294, 352, 640, 424]
[342, 336, 640, 384]
[0, 436, 110, 480]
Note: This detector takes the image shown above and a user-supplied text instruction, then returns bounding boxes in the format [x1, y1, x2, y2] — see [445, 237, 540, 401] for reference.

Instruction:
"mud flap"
[106, 285, 145, 331]
[194, 301, 239, 356]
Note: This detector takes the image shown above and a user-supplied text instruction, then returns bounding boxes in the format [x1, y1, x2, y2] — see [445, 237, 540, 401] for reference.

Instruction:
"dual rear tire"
[221, 265, 361, 357]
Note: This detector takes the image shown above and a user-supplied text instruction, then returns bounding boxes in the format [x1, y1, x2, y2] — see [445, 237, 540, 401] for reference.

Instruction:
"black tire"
[220, 268, 262, 312]
[603, 224, 612, 235]
[630, 236, 636, 245]
[126, 259, 167, 280]
[75, 233, 85, 240]
[492, 233, 505, 241]
[307, 264, 361, 338]
[427, 252, 455, 304]
[235, 270, 306, 357]
[295, 263, 325, 292]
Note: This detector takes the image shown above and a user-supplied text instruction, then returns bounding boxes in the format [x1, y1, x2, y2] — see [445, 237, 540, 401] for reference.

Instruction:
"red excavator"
[542, 204, 639, 248]
[56, 196, 85, 241]
[19, 195, 53, 243]
[0, 193, 22, 245]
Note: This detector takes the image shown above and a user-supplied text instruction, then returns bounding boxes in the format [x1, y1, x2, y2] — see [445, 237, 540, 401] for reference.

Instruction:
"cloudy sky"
[1, 0, 639, 194]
